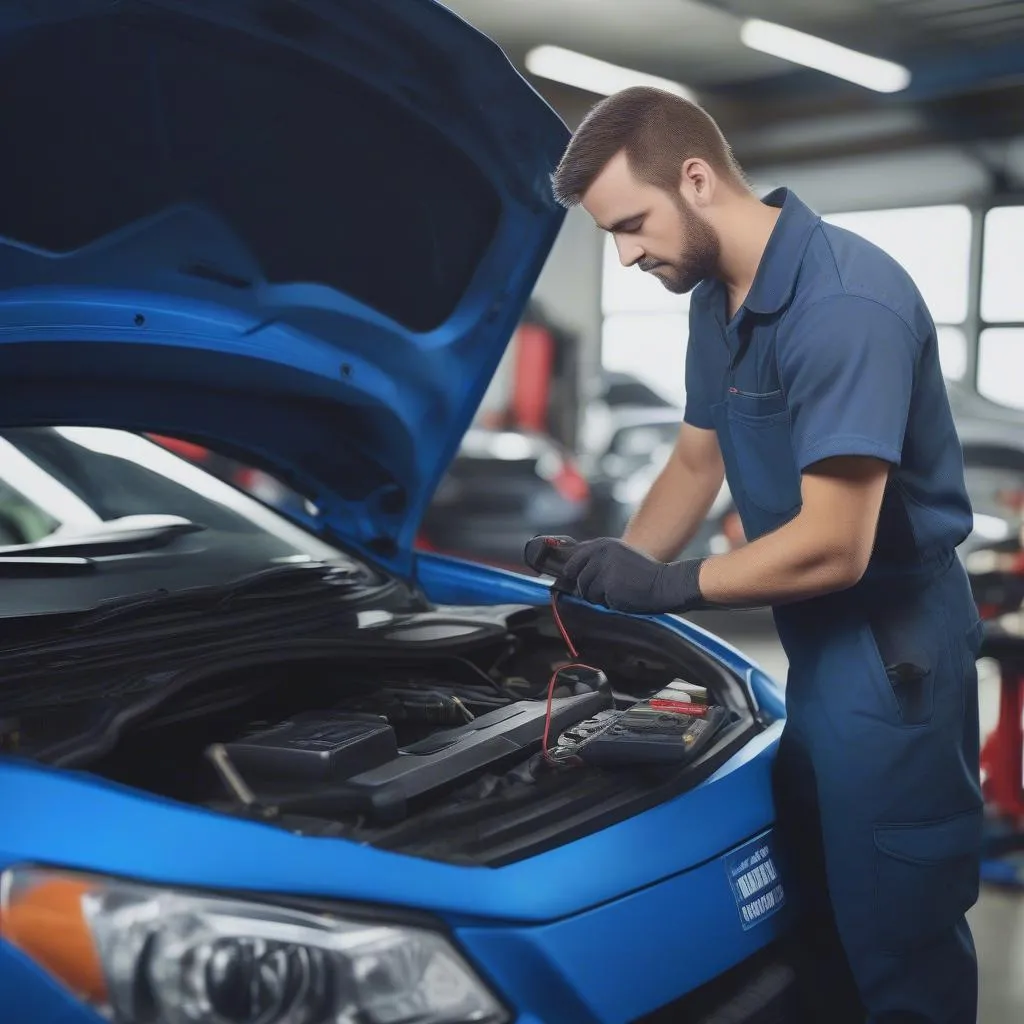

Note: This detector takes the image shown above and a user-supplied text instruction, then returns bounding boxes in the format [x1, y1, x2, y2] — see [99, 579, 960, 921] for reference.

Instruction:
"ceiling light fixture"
[524, 45, 695, 101]
[739, 19, 911, 93]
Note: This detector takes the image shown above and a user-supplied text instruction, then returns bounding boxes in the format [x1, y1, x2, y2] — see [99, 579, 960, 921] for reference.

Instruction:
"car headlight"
[0, 866, 508, 1024]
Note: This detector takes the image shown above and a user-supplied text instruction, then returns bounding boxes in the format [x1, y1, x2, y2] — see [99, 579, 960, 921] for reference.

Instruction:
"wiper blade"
[212, 561, 369, 601]
[0, 556, 94, 577]
[67, 561, 372, 631]
[0, 515, 206, 559]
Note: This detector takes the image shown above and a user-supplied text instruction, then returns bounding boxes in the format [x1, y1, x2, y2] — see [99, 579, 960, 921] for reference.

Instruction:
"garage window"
[824, 205, 971, 383]
[978, 329, 1024, 411]
[978, 207, 1024, 411]
[601, 204, 974, 407]
[600, 236, 690, 407]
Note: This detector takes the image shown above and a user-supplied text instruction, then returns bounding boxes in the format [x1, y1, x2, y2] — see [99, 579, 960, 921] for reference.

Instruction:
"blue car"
[0, 2, 797, 1022]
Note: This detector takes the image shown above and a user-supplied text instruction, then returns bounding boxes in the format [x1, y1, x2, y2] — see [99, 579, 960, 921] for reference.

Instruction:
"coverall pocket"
[864, 605, 937, 726]
[726, 402, 802, 517]
[873, 807, 982, 953]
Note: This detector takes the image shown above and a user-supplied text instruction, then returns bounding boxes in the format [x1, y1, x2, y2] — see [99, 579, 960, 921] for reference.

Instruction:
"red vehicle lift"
[974, 550, 1024, 887]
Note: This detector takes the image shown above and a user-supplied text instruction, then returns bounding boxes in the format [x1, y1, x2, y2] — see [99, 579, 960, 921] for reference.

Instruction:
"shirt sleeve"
[778, 294, 921, 471]
[683, 306, 714, 429]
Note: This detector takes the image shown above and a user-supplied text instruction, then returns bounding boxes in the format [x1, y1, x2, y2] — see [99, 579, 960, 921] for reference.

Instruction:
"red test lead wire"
[550, 586, 578, 658]
[542, 589, 598, 764]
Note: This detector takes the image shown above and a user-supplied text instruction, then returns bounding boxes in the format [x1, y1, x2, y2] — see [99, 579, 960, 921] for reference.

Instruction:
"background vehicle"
[948, 383, 1024, 560]
[581, 406, 741, 557]
[582, 406, 684, 540]
[419, 428, 591, 569]
[153, 430, 593, 573]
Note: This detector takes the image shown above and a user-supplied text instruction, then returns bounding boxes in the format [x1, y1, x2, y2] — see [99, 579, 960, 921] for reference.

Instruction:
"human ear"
[680, 158, 713, 206]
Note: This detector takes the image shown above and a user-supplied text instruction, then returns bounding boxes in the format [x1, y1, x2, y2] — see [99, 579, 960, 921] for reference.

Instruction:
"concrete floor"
[686, 610, 1024, 1024]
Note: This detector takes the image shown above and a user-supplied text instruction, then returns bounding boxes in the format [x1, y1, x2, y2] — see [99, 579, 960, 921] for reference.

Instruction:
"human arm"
[696, 455, 888, 604]
[563, 296, 920, 613]
[621, 315, 725, 561]
[622, 423, 725, 561]
[561, 457, 887, 611]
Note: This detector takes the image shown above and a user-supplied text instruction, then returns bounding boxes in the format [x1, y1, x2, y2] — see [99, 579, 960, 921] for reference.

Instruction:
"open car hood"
[0, 0, 568, 578]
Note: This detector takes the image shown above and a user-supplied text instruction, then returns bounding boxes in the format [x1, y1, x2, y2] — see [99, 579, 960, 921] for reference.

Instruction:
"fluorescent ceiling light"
[525, 45, 695, 101]
[739, 19, 910, 93]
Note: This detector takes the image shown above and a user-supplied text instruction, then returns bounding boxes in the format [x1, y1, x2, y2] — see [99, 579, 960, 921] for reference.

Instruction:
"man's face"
[581, 151, 719, 295]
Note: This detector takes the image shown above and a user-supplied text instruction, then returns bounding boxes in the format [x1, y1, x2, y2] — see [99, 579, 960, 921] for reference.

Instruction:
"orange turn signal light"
[0, 869, 108, 1004]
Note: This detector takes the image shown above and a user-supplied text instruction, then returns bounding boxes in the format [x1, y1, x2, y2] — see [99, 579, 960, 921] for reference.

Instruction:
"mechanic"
[550, 87, 983, 1024]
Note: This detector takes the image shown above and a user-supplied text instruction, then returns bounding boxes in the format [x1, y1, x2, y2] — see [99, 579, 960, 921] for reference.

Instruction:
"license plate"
[725, 833, 786, 931]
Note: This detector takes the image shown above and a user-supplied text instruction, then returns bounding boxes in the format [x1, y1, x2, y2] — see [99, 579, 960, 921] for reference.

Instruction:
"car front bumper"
[1, 815, 793, 1024]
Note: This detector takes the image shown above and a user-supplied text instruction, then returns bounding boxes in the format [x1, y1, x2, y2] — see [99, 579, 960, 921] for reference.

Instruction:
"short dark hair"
[551, 87, 746, 207]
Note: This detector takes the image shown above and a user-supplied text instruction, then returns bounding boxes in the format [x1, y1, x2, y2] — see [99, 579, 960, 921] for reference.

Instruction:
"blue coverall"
[684, 189, 984, 1023]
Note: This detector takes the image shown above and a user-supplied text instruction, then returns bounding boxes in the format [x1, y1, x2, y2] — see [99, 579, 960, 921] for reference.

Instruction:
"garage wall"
[528, 84, 606, 411]
[522, 115, 1024, 435]
[531, 205, 604, 400]
[752, 135, 1024, 213]
[529, 141, 1005, 383]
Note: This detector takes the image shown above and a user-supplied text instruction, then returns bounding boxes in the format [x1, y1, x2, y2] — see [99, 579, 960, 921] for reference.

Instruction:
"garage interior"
[16, 0, 1014, 1018]
[438, 2, 1024, 1020]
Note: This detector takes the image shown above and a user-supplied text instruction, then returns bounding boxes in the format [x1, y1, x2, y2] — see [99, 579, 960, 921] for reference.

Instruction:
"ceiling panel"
[443, 0, 1024, 169]
[442, 0, 789, 85]
[858, 0, 1024, 47]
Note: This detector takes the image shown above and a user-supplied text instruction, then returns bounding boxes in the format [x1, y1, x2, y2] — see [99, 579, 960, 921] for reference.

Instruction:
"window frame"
[955, 199, 1024, 409]
[598, 197, 1024, 411]
[599, 234, 692, 407]
[822, 204, 973, 384]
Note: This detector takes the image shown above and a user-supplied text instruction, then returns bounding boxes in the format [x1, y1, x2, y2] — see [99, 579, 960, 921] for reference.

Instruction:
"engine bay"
[3, 601, 763, 865]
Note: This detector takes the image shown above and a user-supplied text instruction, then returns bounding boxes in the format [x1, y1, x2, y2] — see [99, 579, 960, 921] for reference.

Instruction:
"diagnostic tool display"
[554, 684, 728, 767]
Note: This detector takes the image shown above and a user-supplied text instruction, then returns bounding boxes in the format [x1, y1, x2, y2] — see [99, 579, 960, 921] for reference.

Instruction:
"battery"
[658, 680, 708, 704]
[224, 711, 398, 785]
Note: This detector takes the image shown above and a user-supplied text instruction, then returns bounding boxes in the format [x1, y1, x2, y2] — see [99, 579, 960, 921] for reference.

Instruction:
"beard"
[641, 198, 720, 295]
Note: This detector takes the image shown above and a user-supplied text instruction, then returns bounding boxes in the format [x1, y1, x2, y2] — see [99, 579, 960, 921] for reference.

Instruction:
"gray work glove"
[559, 538, 708, 615]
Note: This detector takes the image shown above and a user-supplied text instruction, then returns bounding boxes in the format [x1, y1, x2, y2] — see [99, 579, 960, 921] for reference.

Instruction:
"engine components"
[222, 712, 398, 786]
[336, 685, 478, 726]
[554, 683, 727, 767]
[270, 690, 612, 824]
[550, 665, 611, 699]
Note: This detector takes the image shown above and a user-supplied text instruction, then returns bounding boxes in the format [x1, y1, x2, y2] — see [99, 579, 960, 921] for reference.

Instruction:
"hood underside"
[0, 0, 569, 576]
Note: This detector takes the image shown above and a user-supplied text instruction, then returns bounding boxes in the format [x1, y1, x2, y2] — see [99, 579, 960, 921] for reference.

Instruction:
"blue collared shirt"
[683, 188, 972, 563]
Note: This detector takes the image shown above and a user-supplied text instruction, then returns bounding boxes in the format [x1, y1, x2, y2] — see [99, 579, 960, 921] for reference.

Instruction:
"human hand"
[558, 538, 663, 612]
[560, 538, 707, 614]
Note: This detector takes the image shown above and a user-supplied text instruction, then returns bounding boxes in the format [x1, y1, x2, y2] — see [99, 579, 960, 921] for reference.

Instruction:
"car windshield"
[0, 427, 350, 565]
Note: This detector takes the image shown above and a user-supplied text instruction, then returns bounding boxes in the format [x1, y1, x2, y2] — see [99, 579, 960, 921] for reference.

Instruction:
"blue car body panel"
[0, 1, 792, 1020]
[0, 557, 789, 1022]
[0, 720, 783, 923]
[456, 830, 792, 1024]
[0, 728, 788, 1024]
[0, 0, 568, 579]
[4, 820, 793, 1024]
[0, 553, 787, 919]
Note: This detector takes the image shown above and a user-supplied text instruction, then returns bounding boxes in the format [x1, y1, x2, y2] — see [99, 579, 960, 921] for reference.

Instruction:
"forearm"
[695, 512, 865, 608]
[565, 457, 887, 618]
[623, 457, 723, 562]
